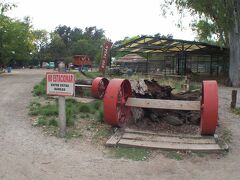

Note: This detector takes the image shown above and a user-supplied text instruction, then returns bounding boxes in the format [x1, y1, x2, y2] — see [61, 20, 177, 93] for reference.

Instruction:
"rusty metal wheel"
[91, 77, 109, 99]
[200, 80, 218, 135]
[104, 79, 132, 126]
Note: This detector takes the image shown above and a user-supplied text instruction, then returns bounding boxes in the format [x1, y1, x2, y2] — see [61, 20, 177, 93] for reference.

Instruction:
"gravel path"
[0, 69, 240, 180]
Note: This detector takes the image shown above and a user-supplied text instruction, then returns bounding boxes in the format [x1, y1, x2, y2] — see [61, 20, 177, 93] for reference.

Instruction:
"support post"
[231, 90, 237, 109]
[58, 62, 66, 137]
[210, 55, 213, 76]
[146, 53, 149, 73]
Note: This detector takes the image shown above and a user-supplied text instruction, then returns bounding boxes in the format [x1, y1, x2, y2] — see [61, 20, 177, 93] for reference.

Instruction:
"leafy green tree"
[50, 25, 106, 64]
[0, 2, 35, 67]
[33, 29, 49, 66]
[161, 0, 240, 86]
[48, 32, 66, 60]
[0, 17, 35, 66]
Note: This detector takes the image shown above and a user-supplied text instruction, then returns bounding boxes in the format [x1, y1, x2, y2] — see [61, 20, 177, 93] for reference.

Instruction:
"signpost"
[46, 72, 75, 96]
[99, 41, 112, 75]
[46, 62, 75, 137]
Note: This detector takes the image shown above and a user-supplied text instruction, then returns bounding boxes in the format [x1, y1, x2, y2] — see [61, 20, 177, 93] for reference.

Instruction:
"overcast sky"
[7, 0, 195, 42]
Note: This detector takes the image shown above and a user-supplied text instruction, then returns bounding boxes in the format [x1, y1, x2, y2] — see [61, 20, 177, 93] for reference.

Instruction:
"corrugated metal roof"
[116, 53, 146, 63]
[112, 36, 228, 55]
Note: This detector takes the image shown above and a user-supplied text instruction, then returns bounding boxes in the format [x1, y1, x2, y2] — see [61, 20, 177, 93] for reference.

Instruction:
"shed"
[111, 36, 229, 76]
[115, 54, 147, 72]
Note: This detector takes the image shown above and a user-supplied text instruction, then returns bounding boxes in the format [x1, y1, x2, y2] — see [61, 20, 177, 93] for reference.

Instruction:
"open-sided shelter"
[111, 36, 229, 76]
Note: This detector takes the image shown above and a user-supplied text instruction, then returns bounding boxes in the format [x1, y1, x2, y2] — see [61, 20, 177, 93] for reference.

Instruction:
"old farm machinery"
[75, 77, 109, 99]
[76, 77, 218, 136]
[103, 79, 218, 136]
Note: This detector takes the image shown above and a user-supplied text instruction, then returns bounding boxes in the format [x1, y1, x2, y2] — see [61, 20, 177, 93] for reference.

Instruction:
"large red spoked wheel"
[104, 79, 132, 126]
[91, 77, 109, 99]
[200, 80, 218, 135]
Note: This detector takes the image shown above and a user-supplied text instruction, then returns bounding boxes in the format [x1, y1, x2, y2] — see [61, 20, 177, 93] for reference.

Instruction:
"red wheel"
[200, 81, 218, 135]
[91, 77, 109, 99]
[104, 79, 132, 126]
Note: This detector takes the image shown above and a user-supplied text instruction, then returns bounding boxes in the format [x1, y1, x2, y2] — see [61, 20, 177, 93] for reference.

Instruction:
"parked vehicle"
[48, 62, 55, 69]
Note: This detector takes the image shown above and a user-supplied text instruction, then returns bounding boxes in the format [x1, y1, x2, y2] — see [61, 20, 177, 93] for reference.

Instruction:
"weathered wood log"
[130, 79, 173, 99]
[129, 79, 201, 126]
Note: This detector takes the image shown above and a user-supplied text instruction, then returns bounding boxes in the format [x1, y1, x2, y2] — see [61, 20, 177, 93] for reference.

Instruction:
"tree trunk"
[229, 5, 240, 87]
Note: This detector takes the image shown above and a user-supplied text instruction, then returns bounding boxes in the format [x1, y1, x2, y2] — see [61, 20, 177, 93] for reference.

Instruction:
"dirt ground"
[0, 69, 240, 180]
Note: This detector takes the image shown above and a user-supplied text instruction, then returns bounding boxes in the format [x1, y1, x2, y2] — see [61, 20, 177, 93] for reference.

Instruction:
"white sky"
[6, 0, 196, 42]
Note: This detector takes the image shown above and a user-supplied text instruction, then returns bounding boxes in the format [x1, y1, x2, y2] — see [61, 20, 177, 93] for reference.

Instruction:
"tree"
[161, 0, 240, 86]
[33, 29, 49, 66]
[50, 25, 106, 64]
[0, 2, 35, 67]
[48, 32, 66, 60]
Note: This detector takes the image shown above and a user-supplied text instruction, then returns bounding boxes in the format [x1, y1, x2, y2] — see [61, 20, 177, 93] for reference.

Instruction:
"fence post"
[231, 90, 237, 109]
[58, 62, 66, 137]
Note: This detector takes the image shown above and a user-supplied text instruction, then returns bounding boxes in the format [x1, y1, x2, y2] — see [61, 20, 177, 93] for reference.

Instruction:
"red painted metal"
[104, 79, 132, 126]
[73, 55, 92, 66]
[99, 41, 112, 73]
[91, 77, 109, 99]
[200, 80, 218, 135]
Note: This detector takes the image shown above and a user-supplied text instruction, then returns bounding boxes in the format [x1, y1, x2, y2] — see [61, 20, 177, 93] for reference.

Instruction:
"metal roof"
[112, 36, 228, 55]
[116, 53, 146, 63]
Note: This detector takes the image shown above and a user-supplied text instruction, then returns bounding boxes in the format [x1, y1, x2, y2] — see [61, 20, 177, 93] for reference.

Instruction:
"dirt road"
[0, 69, 240, 180]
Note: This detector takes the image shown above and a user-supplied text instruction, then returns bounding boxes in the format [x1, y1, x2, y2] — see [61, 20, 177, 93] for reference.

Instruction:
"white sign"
[46, 72, 75, 96]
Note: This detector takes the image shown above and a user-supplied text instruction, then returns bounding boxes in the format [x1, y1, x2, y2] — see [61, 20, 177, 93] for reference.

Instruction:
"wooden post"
[184, 76, 190, 92]
[231, 90, 237, 109]
[58, 62, 66, 137]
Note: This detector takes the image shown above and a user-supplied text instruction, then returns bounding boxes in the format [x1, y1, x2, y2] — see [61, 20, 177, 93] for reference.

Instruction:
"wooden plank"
[126, 98, 200, 111]
[106, 130, 122, 147]
[118, 139, 222, 152]
[144, 73, 186, 79]
[75, 84, 92, 88]
[124, 128, 208, 139]
[122, 133, 216, 144]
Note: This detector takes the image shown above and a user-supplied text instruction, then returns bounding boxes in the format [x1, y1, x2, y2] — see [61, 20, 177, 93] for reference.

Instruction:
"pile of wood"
[130, 79, 201, 129]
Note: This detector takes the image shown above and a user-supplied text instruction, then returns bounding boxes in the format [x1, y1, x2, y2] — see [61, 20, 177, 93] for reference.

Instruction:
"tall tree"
[0, 2, 35, 67]
[161, 0, 240, 86]
[51, 25, 106, 64]
[47, 32, 66, 60]
[33, 29, 49, 66]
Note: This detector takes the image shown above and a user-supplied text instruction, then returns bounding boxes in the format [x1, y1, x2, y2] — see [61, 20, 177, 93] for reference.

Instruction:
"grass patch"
[33, 78, 46, 96]
[165, 151, 183, 160]
[75, 71, 102, 80]
[112, 147, 150, 161]
[30, 77, 111, 141]
[49, 118, 58, 126]
[65, 129, 82, 139]
[37, 116, 47, 126]
[96, 108, 104, 123]
[233, 108, 240, 115]
[94, 126, 112, 139]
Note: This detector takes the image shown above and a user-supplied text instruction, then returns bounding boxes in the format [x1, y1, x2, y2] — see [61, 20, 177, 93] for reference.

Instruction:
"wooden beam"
[122, 133, 216, 144]
[75, 84, 92, 88]
[126, 98, 200, 111]
[118, 139, 222, 152]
